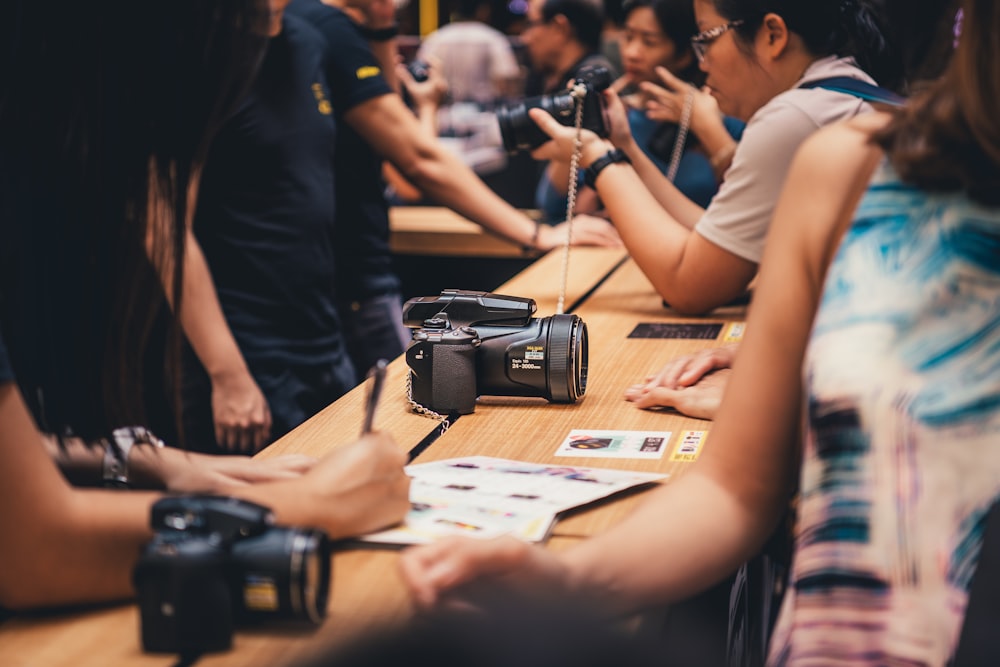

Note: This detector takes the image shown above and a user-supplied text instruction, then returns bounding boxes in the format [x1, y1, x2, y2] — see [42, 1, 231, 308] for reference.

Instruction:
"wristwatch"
[102, 426, 165, 489]
[584, 148, 631, 189]
[359, 23, 399, 42]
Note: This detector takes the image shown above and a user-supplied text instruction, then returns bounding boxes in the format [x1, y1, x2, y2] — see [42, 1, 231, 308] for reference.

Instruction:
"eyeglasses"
[690, 20, 744, 62]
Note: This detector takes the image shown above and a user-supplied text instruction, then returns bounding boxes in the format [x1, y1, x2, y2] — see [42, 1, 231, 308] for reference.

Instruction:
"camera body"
[404, 289, 588, 415]
[134, 496, 330, 655]
[407, 58, 430, 83]
[496, 64, 612, 154]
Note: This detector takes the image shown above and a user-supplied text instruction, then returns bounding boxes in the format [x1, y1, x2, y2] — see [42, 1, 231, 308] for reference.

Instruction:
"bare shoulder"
[772, 112, 889, 284]
[794, 111, 890, 173]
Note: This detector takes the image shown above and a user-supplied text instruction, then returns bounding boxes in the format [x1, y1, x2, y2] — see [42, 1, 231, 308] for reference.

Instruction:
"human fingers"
[568, 218, 623, 247]
[654, 65, 687, 93]
[624, 383, 646, 402]
[400, 536, 535, 610]
[264, 453, 317, 475]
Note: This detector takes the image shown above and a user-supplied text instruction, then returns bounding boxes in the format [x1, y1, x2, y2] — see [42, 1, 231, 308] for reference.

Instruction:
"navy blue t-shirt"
[287, 0, 399, 301]
[194, 15, 349, 372]
[0, 330, 12, 385]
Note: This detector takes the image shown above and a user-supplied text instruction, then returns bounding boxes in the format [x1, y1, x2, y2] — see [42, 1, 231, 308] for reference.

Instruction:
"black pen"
[361, 359, 388, 435]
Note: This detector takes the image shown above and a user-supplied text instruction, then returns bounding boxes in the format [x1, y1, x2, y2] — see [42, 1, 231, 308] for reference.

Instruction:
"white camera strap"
[556, 82, 588, 315]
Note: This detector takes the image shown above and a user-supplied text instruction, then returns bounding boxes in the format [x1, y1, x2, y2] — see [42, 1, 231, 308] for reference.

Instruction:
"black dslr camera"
[495, 64, 612, 154]
[403, 289, 588, 415]
[134, 496, 331, 655]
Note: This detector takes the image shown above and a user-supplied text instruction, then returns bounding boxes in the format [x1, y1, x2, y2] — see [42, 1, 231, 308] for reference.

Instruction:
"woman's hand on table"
[400, 535, 573, 611]
[536, 215, 622, 250]
[624, 344, 739, 419]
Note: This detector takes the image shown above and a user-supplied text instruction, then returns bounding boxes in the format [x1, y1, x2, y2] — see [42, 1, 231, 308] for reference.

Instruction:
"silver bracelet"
[102, 426, 165, 488]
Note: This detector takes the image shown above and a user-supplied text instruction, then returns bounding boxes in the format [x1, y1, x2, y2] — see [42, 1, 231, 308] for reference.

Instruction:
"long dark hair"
[0, 0, 267, 440]
[623, 0, 703, 85]
[542, 0, 605, 53]
[709, 0, 895, 89]
[875, 0, 1000, 206]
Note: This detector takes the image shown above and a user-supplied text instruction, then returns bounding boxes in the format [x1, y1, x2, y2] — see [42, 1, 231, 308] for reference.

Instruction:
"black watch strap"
[359, 23, 400, 41]
[584, 148, 631, 189]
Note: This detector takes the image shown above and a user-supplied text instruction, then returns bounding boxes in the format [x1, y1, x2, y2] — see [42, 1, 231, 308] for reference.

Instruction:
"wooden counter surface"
[0, 248, 744, 666]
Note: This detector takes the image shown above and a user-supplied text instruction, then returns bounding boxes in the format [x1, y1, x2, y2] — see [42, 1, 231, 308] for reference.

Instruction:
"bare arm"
[530, 108, 754, 314]
[1, 381, 408, 609]
[0, 382, 158, 608]
[344, 94, 621, 251]
[44, 433, 315, 492]
[179, 229, 272, 452]
[400, 117, 887, 614]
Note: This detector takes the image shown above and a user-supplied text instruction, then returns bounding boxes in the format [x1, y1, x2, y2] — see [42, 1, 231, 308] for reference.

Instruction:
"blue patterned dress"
[768, 160, 1000, 666]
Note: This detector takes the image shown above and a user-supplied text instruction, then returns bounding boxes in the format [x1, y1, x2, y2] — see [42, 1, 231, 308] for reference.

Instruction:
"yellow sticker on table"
[670, 430, 707, 463]
[723, 322, 746, 343]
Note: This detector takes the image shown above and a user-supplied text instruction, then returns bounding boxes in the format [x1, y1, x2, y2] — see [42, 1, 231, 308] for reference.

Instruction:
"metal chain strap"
[556, 83, 588, 315]
[665, 88, 695, 183]
[405, 369, 450, 433]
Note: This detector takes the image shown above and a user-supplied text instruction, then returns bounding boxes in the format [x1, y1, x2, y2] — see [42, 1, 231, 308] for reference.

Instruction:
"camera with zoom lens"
[407, 58, 431, 83]
[495, 64, 612, 154]
[403, 289, 588, 415]
[134, 496, 330, 655]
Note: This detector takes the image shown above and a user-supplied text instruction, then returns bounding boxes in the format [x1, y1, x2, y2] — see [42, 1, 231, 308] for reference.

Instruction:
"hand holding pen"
[361, 359, 389, 435]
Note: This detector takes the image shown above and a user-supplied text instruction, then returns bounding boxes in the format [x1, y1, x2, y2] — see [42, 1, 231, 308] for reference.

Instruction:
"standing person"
[401, 1, 1000, 664]
[417, 0, 523, 107]
[0, 0, 409, 610]
[526, 0, 896, 315]
[286, 0, 621, 383]
[624, 0, 962, 417]
[184, 0, 359, 449]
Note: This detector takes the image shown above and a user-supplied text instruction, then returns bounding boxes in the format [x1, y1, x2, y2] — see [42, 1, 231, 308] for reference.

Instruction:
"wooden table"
[0, 248, 746, 666]
[389, 206, 541, 258]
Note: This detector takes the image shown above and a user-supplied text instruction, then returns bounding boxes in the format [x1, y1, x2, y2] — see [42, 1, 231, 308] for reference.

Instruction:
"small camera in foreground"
[134, 496, 330, 655]
[403, 289, 589, 415]
[495, 64, 613, 154]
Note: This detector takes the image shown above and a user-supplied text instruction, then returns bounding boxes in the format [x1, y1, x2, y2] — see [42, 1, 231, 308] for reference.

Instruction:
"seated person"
[0, 0, 409, 610]
[536, 0, 743, 221]
[528, 0, 900, 315]
[400, 4, 1000, 664]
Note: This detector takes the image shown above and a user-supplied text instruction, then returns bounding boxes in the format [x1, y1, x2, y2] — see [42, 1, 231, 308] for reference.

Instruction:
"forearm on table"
[398, 139, 538, 247]
[559, 473, 783, 615]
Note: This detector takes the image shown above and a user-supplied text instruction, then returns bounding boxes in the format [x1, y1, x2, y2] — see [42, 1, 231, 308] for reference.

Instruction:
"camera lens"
[475, 313, 588, 403]
[230, 528, 331, 625]
[545, 314, 588, 402]
[496, 92, 577, 154]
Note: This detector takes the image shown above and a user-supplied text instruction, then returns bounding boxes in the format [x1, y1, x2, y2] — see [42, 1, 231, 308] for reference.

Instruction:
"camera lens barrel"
[544, 314, 588, 403]
[474, 313, 588, 404]
[230, 528, 331, 625]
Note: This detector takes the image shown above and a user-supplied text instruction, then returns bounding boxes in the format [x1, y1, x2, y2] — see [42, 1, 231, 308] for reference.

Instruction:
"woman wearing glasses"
[536, 0, 745, 224]
[523, 0, 893, 315]
[402, 1, 998, 664]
